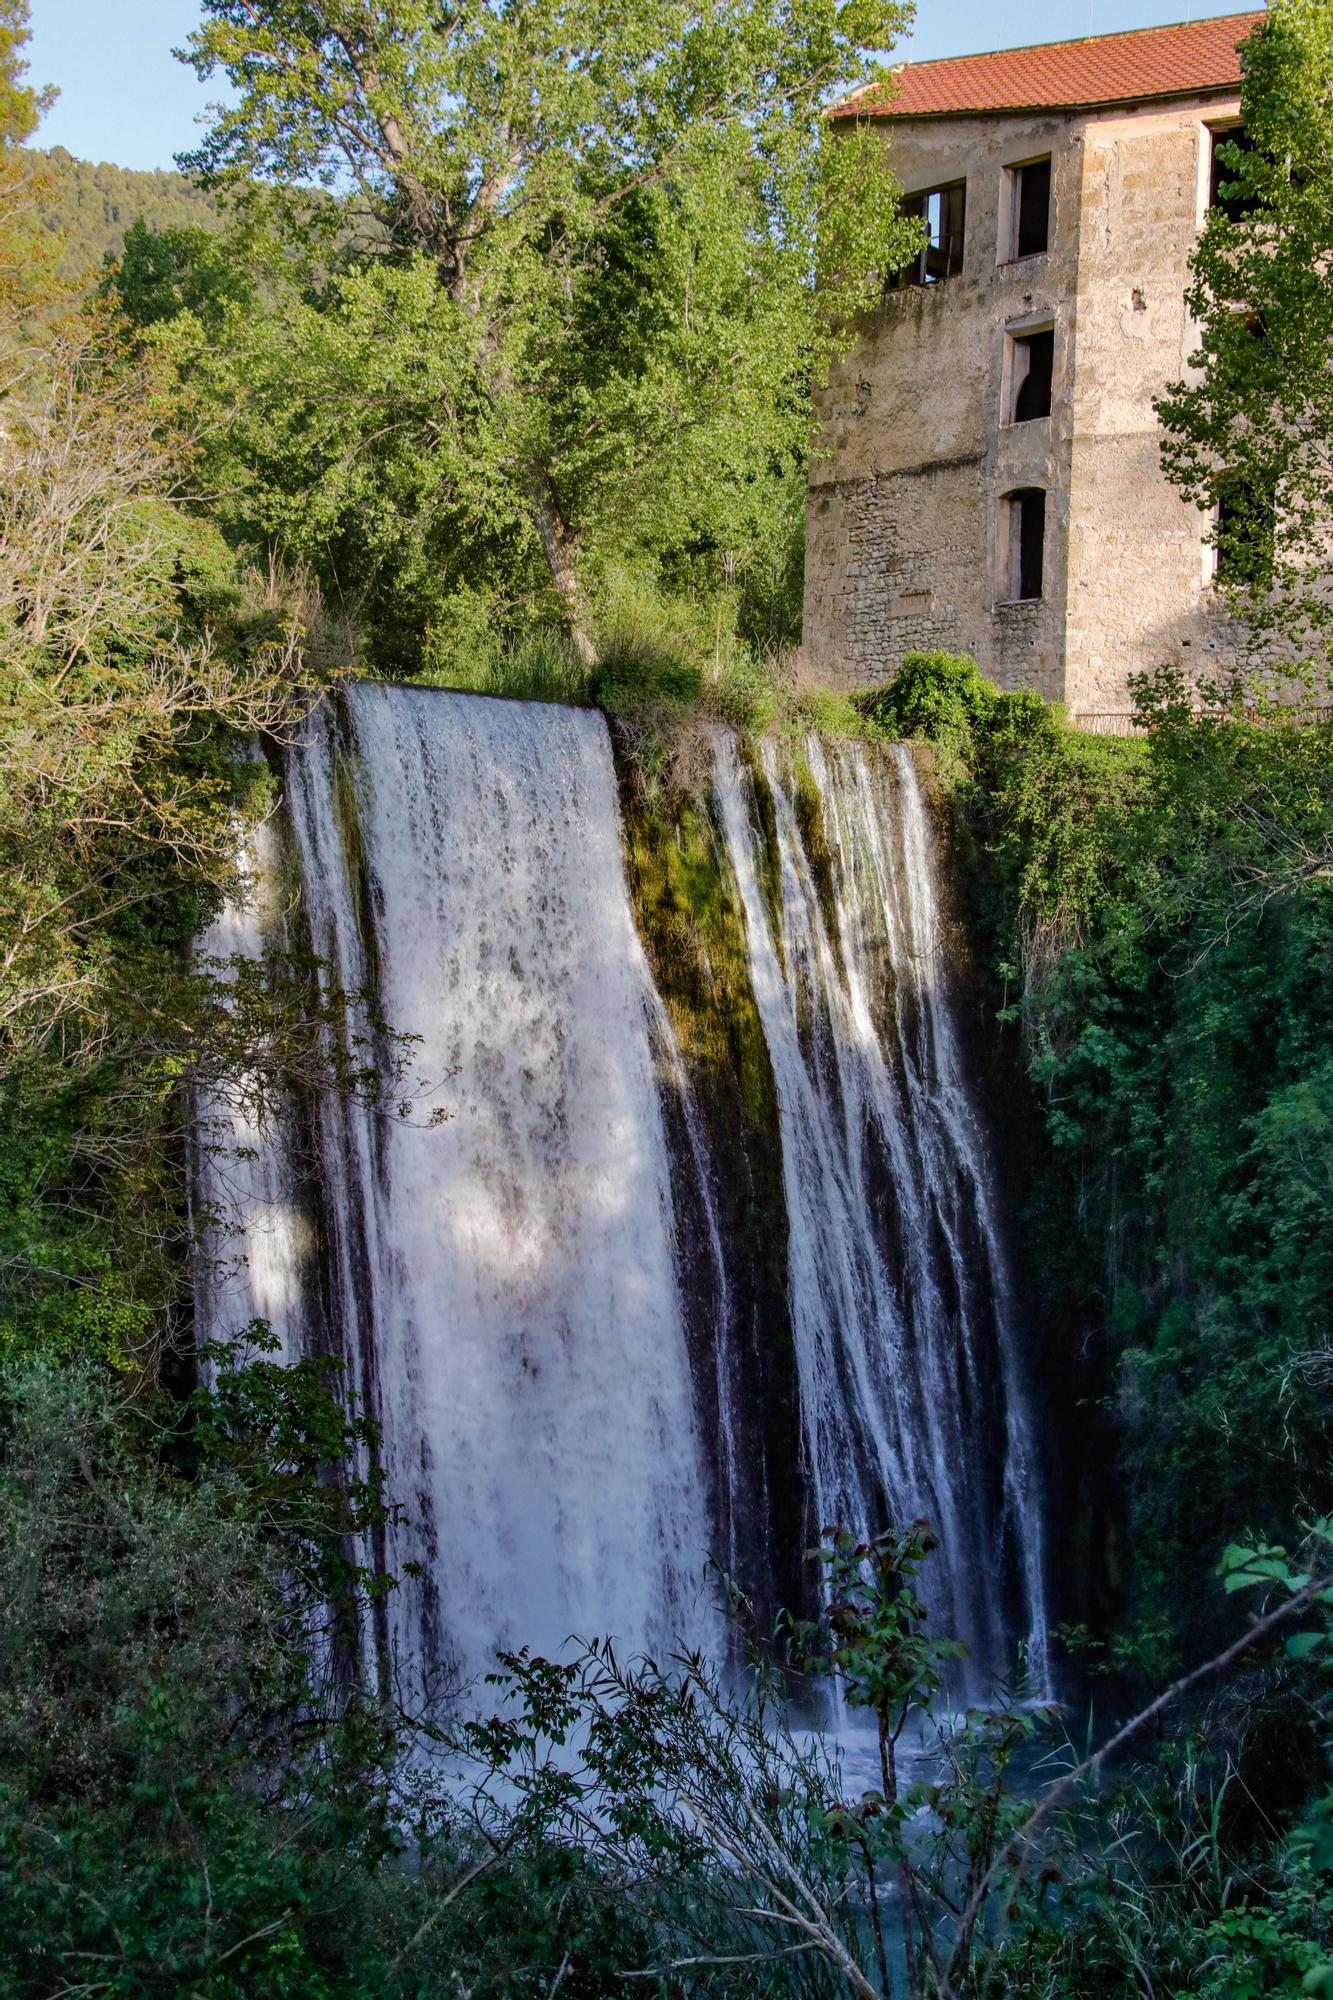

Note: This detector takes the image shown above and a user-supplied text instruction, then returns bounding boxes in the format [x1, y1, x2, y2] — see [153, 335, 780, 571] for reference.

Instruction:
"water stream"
[712, 732, 1047, 1690]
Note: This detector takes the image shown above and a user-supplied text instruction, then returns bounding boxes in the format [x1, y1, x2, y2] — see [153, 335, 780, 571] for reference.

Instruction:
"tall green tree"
[179, 0, 919, 661]
[1158, 0, 1333, 683]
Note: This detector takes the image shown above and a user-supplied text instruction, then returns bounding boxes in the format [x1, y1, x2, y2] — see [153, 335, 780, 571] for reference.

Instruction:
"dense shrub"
[859, 647, 1000, 751]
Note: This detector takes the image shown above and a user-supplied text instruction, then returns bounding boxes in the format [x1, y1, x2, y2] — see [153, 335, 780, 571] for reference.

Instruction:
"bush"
[0, 1346, 398, 1996]
[858, 648, 999, 749]
[928, 664, 1333, 1660]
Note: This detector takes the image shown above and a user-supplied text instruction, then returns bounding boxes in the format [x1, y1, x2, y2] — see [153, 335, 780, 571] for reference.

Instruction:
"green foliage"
[1157, 0, 1333, 679]
[3, 1338, 1331, 1999]
[783, 1521, 981, 1995]
[859, 649, 999, 756]
[887, 650, 1333, 1667]
[0, 1353, 1041, 1999]
[701, 629, 783, 732]
[791, 679, 865, 741]
[434, 1521, 1061, 2000]
[0, 129, 381, 1362]
[0, 4, 59, 318]
[963, 684, 1147, 984]
[1015, 1525, 1333, 2000]
[110, 213, 251, 331]
[0, 0, 52, 147]
[139, 0, 924, 660]
[187, 1325, 401, 1617]
[592, 568, 708, 720]
[0, 1347, 399, 1997]
[1021, 693, 1333, 1646]
[792, 1525, 967, 1736]
[0, 1343, 662, 1998]
[0, 302, 330, 1347]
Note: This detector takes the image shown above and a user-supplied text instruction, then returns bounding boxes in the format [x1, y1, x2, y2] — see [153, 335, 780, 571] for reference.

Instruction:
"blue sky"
[27, 0, 1254, 173]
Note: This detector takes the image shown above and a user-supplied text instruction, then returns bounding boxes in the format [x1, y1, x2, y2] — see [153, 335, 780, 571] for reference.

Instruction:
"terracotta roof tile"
[836, 10, 1263, 119]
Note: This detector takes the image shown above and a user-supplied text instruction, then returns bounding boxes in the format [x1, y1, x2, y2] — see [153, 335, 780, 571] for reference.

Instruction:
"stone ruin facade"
[803, 11, 1263, 722]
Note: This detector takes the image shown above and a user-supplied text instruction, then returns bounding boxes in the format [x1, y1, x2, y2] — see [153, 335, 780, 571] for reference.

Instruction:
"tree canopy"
[0, 0, 50, 145]
[175, 0, 921, 661]
[0, 0, 56, 317]
[32, 151, 222, 280]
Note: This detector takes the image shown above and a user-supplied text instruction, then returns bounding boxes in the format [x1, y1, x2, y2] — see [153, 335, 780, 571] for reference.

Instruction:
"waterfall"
[195, 687, 1048, 1702]
[198, 688, 720, 1691]
[193, 810, 316, 1366]
[711, 732, 1048, 1690]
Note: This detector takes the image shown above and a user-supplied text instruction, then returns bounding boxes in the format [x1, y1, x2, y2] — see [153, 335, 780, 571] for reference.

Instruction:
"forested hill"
[30, 147, 220, 277]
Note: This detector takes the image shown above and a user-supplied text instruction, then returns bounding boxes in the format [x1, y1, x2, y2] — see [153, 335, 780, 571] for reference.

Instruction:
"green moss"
[739, 739, 786, 979]
[325, 710, 384, 980]
[790, 751, 844, 980]
[619, 763, 778, 1151]
[614, 742, 804, 1612]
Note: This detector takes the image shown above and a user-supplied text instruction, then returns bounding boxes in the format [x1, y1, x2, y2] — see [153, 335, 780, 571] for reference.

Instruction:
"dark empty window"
[1005, 489, 1046, 600]
[1013, 156, 1052, 257]
[1012, 328, 1054, 422]
[1209, 125, 1255, 221]
[887, 180, 966, 287]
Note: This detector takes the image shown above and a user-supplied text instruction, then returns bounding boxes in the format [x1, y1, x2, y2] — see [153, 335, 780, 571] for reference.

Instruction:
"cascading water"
[198, 687, 720, 1692]
[193, 811, 315, 1364]
[196, 685, 1048, 1703]
[711, 732, 1048, 1691]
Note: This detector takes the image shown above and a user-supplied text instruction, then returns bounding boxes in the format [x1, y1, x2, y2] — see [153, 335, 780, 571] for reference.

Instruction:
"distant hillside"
[30, 148, 221, 278]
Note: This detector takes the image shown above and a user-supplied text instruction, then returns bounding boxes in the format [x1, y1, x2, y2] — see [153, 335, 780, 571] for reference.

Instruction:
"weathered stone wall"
[804, 87, 1250, 712]
[1064, 98, 1250, 710]
[805, 457, 988, 684]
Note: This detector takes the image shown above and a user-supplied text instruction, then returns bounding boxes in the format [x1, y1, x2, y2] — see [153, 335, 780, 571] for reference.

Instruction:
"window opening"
[1005, 489, 1046, 601]
[1012, 156, 1052, 258]
[1011, 328, 1054, 422]
[887, 180, 966, 287]
[1214, 471, 1275, 585]
[1209, 125, 1255, 221]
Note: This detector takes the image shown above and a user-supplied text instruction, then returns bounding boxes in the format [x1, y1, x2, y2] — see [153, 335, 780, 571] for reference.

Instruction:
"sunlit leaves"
[166, 0, 921, 646]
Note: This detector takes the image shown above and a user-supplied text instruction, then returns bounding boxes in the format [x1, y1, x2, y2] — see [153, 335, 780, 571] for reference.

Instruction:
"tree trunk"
[342, 46, 594, 664]
[531, 473, 596, 667]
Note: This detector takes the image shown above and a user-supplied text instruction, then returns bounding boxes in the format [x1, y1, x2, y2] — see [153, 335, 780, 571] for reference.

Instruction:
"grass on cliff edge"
[411, 567, 868, 744]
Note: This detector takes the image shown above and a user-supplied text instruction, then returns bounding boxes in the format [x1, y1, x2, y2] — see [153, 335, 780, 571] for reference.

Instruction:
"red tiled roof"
[835, 10, 1263, 119]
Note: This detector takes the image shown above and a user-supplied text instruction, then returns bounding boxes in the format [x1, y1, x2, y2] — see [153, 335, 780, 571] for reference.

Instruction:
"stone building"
[803, 10, 1263, 720]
